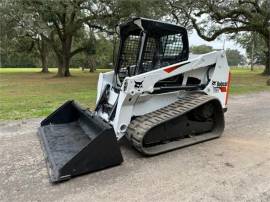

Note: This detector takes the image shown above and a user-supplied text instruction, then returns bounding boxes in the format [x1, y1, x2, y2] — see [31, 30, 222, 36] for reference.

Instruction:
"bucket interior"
[38, 101, 123, 182]
[41, 122, 91, 171]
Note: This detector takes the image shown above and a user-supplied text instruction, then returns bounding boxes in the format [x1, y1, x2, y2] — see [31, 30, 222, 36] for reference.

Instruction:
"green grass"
[230, 68, 270, 94]
[0, 68, 109, 120]
[0, 67, 269, 120]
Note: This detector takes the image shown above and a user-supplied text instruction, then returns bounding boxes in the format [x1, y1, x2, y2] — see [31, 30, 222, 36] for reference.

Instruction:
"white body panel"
[96, 51, 230, 139]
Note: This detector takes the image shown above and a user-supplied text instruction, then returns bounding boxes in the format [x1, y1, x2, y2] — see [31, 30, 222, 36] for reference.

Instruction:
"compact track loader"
[38, 18, 231, 183]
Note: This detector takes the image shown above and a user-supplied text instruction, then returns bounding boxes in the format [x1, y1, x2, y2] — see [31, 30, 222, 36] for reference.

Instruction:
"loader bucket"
[38, 100, 123, 183]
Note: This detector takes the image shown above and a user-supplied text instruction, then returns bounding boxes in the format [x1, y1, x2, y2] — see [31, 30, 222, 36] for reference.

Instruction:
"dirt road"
[1, 92, 270, 202]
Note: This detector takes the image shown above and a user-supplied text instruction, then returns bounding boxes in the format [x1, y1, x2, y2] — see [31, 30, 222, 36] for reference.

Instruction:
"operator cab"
[115, 17, 189, 83]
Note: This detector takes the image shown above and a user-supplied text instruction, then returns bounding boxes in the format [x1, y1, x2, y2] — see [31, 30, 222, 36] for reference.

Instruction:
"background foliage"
[0, 0, 269, 75]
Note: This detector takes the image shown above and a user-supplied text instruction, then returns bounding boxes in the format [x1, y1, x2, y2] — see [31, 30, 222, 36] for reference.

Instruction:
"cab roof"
[119, 17, 187, 37]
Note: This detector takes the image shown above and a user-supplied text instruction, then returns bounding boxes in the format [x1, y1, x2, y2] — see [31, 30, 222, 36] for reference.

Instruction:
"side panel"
[96, 71, 114, 104]
[203, 52, 230, 107]
[97, 51, 230, 140]
[112, 91, 137, 136]
[133, 91, 180, 116]
[122, 51, 230, 108]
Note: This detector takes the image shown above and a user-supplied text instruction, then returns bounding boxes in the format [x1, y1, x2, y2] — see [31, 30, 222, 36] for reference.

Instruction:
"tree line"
[0, 0, 269, 77]
[191, 45, 246, 66]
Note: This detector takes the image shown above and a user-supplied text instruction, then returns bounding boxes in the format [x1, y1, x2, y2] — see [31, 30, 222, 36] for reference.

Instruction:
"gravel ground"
[1, 92, 270, 202]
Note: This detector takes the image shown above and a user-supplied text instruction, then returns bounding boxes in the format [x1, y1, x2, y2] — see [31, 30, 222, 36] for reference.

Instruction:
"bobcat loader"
[38, 18, 231, 183]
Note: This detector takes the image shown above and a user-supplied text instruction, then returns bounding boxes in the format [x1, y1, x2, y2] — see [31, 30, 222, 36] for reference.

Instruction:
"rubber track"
[126, 93, 224, 155]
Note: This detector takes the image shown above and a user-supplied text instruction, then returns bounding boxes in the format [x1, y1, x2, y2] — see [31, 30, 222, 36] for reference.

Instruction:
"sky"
[189, 30, 246, 56]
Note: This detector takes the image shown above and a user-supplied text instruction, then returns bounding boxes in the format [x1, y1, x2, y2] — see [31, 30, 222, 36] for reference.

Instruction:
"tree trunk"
[251, 33, 255, 71]
[263, 39, 270, 76]
[57, 59, 64, 77]
[62, 36, 72, 77]
[89, 56, 96, 73]
[63, 55, 71, 76]
[40, 42, 49, 73]
[264, 51, 270, 75]
[55, 36, 73, 77]
[41, 53, 49, 73]
[56, 54, 71, 77]
[89, 66, 95, 73]
[266, 51, 270, 86]
[38, 37, 49, 73]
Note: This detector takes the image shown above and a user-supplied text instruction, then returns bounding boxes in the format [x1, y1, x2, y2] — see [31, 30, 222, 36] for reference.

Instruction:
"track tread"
[127, 93, 223, 155]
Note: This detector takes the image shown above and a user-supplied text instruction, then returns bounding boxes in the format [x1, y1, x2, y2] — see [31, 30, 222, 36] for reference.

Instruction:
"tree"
[82, 33, 97, 72]
[191, 45, 213, 54]
[1, 0, 51, 72]
[236, 32, 266, 69]
[36, 36, 50, 73]
[21, 36, 51, 73]
[226, 49, 245, 66]
[168, 0, 270, 75]
[95, 35, 114, 68]
[13, 0, 116, 77]
[1, 0, 171, 75]
[34, 0, 169, 77]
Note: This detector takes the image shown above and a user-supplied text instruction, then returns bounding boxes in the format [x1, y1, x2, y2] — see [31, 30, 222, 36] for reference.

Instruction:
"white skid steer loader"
[38, 18, 231, 183]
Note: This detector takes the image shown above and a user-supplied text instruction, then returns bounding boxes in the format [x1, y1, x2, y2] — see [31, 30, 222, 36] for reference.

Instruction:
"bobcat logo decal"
[134, 81, 143, 88]
[212, 81, 227, 87]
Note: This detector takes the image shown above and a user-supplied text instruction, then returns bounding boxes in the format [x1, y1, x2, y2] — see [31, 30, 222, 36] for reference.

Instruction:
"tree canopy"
[191, 45, 214, 54]
[167, 0, 270, 74]
[226, 49, 246, 66]
[1, 0, 168, 76]
[191, 45, 245, 66]
[236, 32, 266, 66]
[1, 0, 269, 77]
